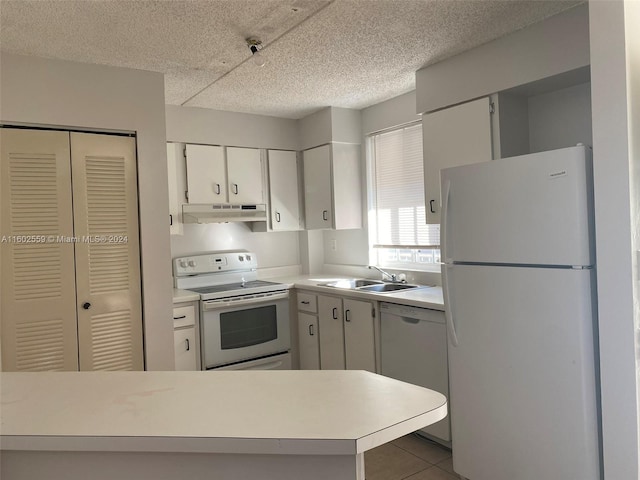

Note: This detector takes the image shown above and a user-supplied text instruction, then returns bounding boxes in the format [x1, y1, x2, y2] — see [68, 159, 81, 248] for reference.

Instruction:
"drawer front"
[173, 304, 195, 329]
[297, 292, 317, 313]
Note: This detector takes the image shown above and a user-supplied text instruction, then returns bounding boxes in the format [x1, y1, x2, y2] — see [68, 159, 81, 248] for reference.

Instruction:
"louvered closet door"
[0, 128, 79, 371]
[70, 133, 143, 371]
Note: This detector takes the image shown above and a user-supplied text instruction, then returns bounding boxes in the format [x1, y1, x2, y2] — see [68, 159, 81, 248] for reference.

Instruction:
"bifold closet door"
[0, 128, 79, 371]
[70, 133, 143, 371]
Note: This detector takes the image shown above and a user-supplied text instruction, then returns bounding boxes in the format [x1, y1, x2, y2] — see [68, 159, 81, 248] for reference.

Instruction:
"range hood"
[182, 204, 267, 224]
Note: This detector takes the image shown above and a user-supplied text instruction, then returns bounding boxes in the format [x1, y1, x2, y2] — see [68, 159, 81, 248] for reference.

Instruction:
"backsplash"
[170, 223, 301, 270]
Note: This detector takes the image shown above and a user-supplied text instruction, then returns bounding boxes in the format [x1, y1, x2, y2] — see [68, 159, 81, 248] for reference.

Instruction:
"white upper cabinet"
[422, 96, 493, 225]
[226, 147, 264, 205]
[303, 143, 362, 230]
[184, 144, 263, 205]
[267, 150, 302, 231]
[303, 145, 332, 229]
[185, 144, 226, 204]
[167, 143, 185, 235]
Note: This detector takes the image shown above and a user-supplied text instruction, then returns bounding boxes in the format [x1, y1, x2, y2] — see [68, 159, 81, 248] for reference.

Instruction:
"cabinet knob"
[231, 183, 239, 195]
[322, 210, 328, 221]
[429, 199, 436, 214]
[82, 302, 91, 310]
[345, 309, 351, 322]
[214, 183, 221, 195]
[332, 307, 338, 320]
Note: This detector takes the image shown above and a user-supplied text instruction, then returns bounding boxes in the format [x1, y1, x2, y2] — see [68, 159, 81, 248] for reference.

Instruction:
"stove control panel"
[173, 251, 258, 276]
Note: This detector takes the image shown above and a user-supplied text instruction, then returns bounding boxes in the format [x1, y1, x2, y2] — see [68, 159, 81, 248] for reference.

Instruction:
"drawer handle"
[332, 307, 338, 320]
[301, 301, 310, 305]
[186, 338, 190, 351]
[309, 324, 315, 336]
[323, 210, 328, 221]
[173, 315, 187, 320]
[345, 309, 351, 322]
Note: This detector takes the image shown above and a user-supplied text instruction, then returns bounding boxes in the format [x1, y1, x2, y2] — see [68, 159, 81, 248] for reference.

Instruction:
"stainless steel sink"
[320, 279, 384, 289]
[357, 283, 421, 293]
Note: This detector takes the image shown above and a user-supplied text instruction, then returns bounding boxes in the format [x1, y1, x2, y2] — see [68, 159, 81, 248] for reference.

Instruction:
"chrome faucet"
[368, 265, 405, 283]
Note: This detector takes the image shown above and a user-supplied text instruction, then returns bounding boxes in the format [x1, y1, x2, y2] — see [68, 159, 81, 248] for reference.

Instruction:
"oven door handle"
[203, 291, 289, 311]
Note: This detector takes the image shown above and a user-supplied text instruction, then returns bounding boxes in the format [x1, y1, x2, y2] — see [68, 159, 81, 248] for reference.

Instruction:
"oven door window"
[219, 305, 278, 349]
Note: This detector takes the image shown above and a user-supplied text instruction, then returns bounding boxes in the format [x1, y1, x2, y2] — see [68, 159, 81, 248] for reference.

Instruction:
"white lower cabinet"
[173, 303, 199, 371]
[298, 312, 320, 370]
[174, 327, 197, 371]
[343, 298, 376, 371]
[318, 295, 346, 369]
[317, 294, 376, 372]
[296, 292, 320, 370]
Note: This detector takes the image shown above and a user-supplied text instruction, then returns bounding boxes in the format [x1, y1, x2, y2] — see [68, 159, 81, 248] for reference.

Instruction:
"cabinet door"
[303, 145, 332, 229]
[226, 147, 263, 204]
[174, 327, 197, 371]
[71, 133, 143, 371]
[343, 298, 376, 372]
[185, 144, 226, 203]
[317, 295, 345, 369]
[422, 96, 493, 224]
[166, 143, 184, 235]
[298, 312, 320, 370]
[331, 143, 362, 230]
[0, 128, 79, 371]
[267, 150, 301, 231]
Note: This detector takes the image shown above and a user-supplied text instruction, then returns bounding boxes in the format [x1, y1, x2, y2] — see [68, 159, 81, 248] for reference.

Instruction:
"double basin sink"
[319, 278, 423, 293]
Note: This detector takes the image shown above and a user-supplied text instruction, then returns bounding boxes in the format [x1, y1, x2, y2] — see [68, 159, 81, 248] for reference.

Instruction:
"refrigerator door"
[445, 264, 600, 480]
[440, 145, 594, 266]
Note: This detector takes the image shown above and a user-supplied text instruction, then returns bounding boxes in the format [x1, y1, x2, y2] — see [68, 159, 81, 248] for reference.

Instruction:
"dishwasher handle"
[401, 316, 420, 324]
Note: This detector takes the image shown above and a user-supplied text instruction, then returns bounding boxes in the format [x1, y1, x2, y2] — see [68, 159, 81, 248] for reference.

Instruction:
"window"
[367, 122, 440, 270]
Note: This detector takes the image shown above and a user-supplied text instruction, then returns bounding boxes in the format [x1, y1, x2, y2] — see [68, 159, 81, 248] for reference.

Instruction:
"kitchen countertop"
[172, 288, 200, 304]
[173, 275, 444, 310]
[0, 370, 447, 455]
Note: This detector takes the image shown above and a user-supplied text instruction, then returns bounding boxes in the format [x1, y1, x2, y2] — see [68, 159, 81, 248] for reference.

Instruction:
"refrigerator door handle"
[442, 264, 459, 347]
[441, 179, 452, 263]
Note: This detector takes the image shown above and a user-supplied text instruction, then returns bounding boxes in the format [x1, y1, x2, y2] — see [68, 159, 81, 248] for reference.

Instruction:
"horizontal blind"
[372, 124, 439, 248]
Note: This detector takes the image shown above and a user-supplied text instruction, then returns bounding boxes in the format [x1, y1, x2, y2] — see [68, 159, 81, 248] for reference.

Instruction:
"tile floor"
[364, 433, 459, 480]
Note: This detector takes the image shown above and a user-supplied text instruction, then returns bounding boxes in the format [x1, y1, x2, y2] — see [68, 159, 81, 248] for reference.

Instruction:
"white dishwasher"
[380, 302, 451, 444]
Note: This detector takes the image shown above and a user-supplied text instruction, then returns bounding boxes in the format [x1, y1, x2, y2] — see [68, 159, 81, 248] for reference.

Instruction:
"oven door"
[201, 291, 290, 369]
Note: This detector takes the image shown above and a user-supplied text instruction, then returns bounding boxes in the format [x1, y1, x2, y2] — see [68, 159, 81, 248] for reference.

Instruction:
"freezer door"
[445, 264, 600, 480]
[440, 145, 594, 266]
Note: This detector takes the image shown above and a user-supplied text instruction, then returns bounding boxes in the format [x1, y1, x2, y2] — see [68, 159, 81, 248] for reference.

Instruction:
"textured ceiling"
[0, 0, 582, 119]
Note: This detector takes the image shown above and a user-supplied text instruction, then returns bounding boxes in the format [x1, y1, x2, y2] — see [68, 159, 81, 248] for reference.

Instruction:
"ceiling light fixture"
[246, 38, 266, 67]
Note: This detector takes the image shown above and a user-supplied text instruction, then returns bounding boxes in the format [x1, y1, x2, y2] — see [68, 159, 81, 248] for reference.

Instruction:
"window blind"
[371, 124, 440, 249]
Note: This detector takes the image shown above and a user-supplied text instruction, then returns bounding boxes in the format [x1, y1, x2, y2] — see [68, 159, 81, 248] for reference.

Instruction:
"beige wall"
[0, 53, 174, 370]
[589, 1, 640, 478]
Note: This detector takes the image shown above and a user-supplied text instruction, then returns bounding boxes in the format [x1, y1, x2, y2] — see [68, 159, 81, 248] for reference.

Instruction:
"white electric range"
[173, 251, 291, 370]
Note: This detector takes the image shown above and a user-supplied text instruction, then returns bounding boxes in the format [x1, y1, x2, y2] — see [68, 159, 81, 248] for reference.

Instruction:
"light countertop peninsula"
[1, 370, 447, 480]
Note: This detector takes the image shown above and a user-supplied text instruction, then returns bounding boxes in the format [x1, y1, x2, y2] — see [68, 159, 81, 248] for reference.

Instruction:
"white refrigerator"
[440, 145, 601, 480]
